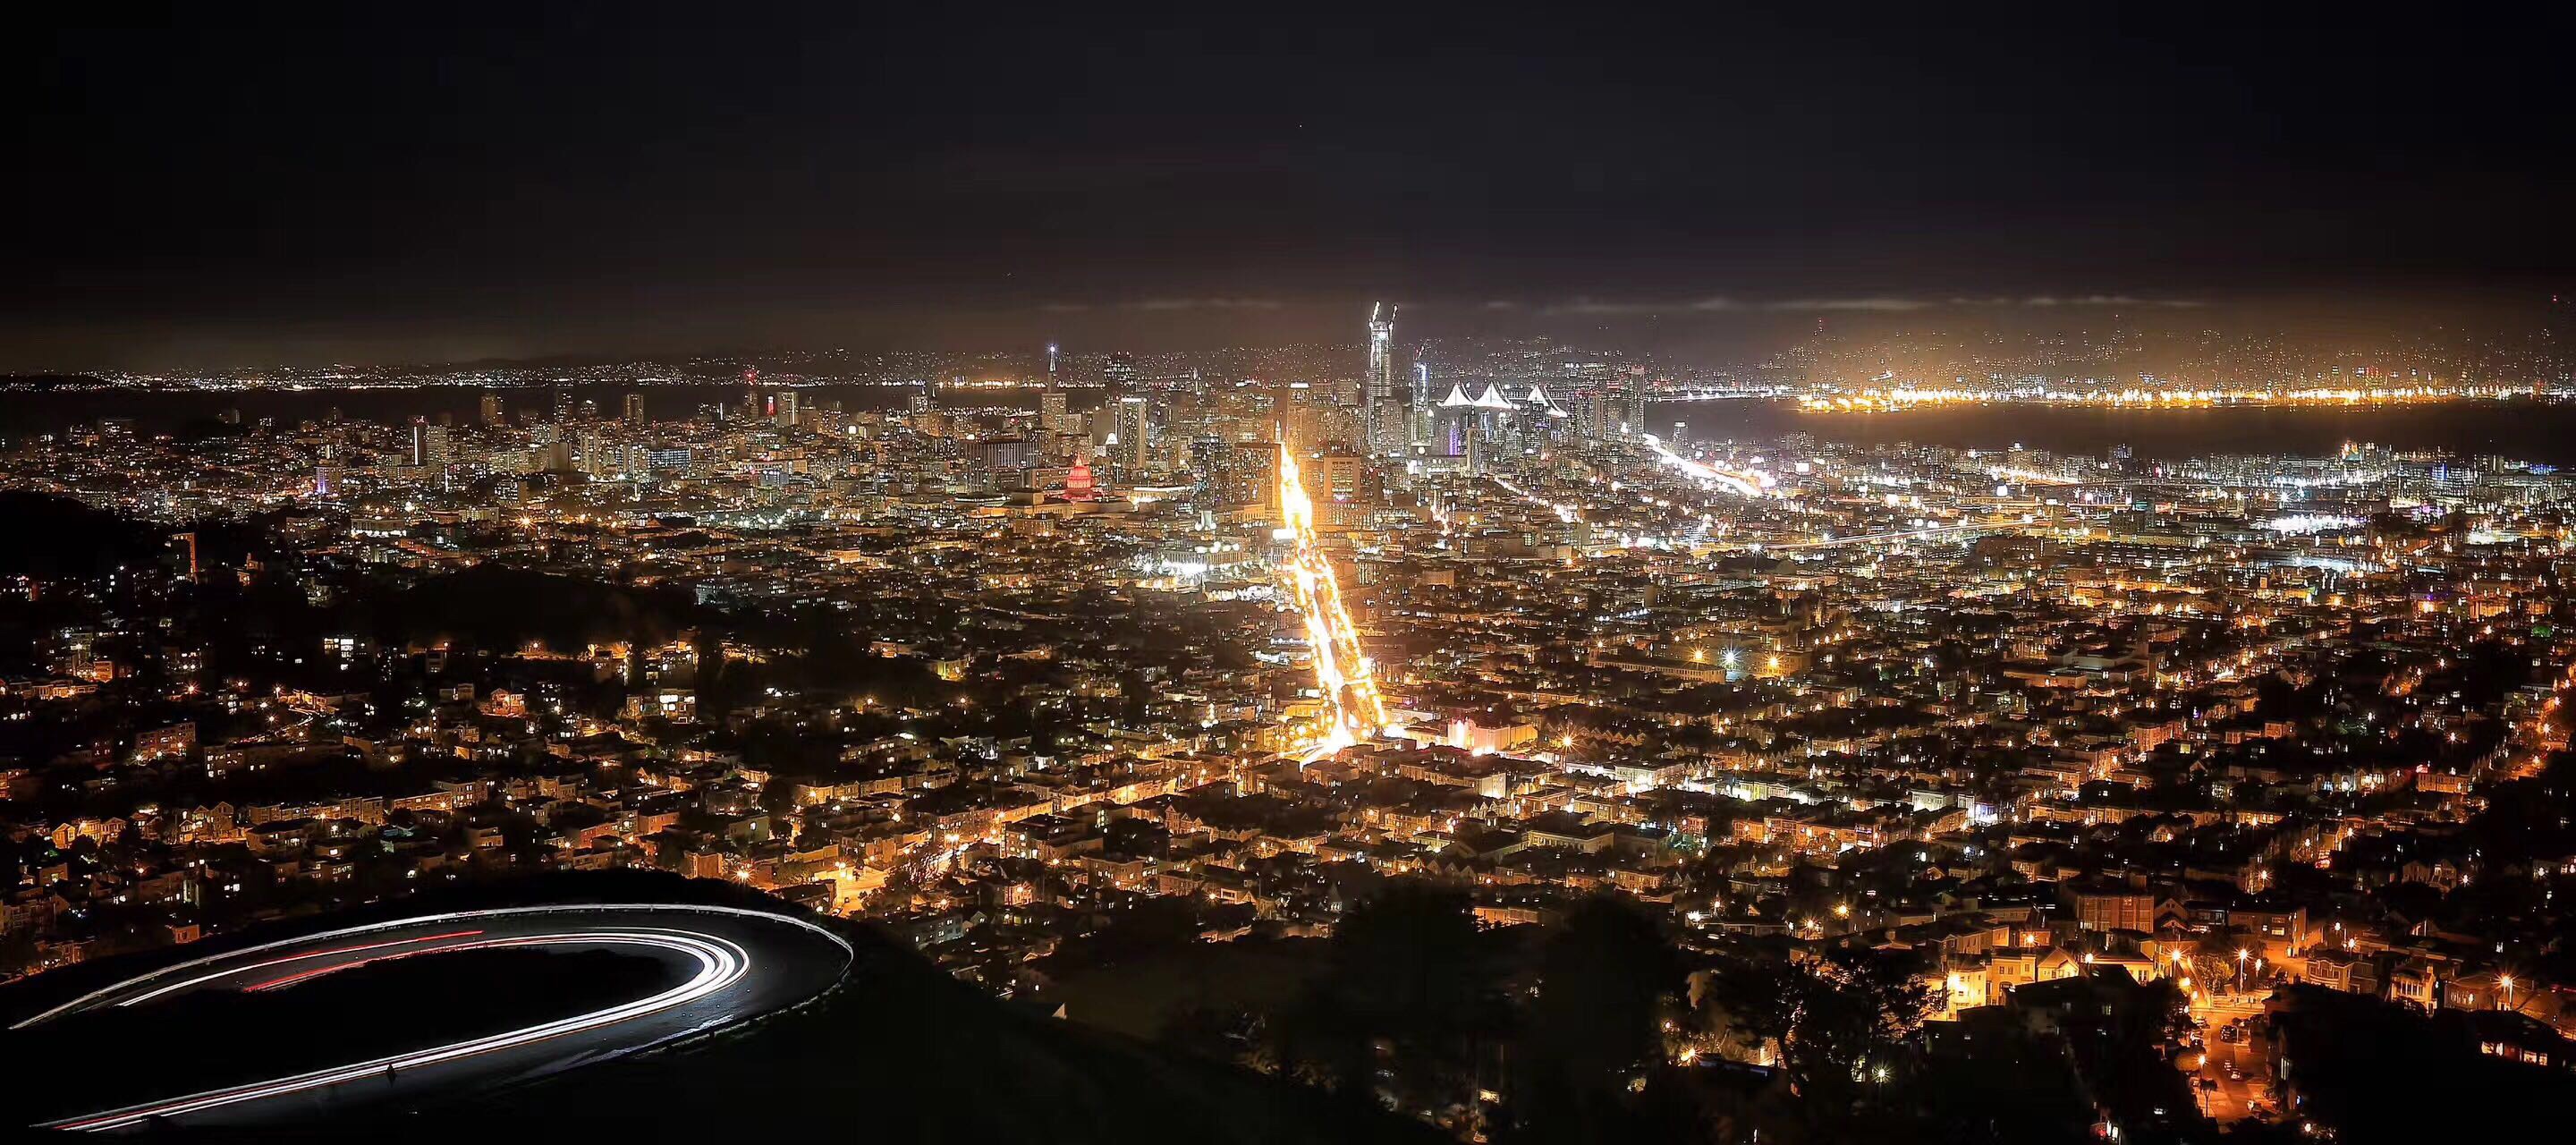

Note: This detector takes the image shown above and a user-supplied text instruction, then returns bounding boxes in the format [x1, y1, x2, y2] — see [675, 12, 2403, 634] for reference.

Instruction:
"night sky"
[8, 4, 2572, 369]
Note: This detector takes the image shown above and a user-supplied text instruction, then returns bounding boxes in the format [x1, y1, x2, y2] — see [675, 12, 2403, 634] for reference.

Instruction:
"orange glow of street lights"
[1276, 445, 1387, 756]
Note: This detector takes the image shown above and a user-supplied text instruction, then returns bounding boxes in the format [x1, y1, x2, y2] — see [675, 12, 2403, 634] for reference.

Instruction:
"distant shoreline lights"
[1796, 386, 2544, 412]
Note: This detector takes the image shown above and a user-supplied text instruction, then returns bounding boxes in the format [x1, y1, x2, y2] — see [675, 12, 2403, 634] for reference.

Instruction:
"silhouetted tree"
[1494, 895, 1682, 1144]
[1909, 1014, 2093, 1144]
[1276, 885, 1502, 1124]
[1701, 944, 1935, 1136]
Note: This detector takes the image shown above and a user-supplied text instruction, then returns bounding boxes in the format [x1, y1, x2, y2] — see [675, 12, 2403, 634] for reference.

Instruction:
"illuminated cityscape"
[8, 5, 2576, 1143]
[6, 313, 2576, 1139]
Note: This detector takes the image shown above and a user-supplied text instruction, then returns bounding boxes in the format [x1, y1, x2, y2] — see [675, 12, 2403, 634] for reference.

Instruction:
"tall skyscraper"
[1227, 440, 1281, 513]
[1314, 448, 1367, 503]
[1363, 303, 1405, 456]
[1188, 435, 1228, 501]
[408, 419, 451, 478]
[622, 393, 646, 423]
[1046, 342, 1060, 384]
[1618, 365, 1648, 438]
[1113, 394, 1152, 472]
[1408, 357, 1434, 448]
[479, 394, 505, 426]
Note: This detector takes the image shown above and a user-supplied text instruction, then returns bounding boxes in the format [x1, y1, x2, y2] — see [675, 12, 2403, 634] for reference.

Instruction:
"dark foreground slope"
[371, 932, 1445, 1145]
[4, 870, 1439, 1145]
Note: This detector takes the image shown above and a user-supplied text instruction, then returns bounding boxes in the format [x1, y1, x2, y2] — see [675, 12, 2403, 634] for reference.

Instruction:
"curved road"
[14, 903, 852, 1132]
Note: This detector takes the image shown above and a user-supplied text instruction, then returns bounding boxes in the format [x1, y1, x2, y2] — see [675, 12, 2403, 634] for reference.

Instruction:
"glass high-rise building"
[1362, 302, 1405, 456]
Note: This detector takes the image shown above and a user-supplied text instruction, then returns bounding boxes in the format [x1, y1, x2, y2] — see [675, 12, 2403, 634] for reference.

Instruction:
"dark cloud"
[1125, 299, 1285, 312]
[4, 3, 2569, 369]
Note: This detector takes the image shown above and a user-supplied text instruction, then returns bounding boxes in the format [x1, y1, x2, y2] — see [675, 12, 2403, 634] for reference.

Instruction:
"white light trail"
[1488, 474, 1578, 523]
[111, 929, 487, 1007]
[47, 930, 745, 1131]
[1640, 434, 1775, 499]
[21, 904, 852, 1132]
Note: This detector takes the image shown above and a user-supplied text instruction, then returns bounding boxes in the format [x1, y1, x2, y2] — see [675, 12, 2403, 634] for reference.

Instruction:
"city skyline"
[6, 287, 2576, 1142]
